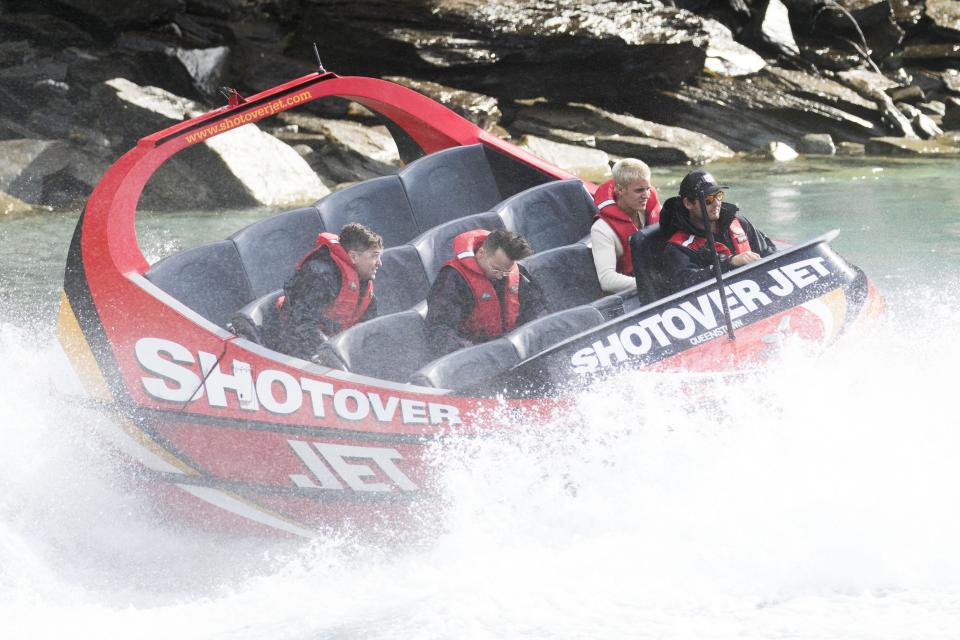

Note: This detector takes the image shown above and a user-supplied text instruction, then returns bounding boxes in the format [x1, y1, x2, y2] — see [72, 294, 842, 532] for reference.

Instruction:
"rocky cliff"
[2, 0, 959, 211]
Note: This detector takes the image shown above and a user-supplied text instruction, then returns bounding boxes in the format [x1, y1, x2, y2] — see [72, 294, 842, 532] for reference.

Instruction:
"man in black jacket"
[277, 223, 383, 361]
[660, 170, 776, 292]
[425, 228, 547, 358]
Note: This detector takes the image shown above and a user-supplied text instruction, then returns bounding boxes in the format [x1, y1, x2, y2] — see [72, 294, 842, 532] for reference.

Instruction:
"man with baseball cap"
[659, 170, 776, 291]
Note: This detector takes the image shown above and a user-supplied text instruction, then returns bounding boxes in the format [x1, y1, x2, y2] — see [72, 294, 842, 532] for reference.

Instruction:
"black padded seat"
[373, 245, 431, 315]
[400, 144, 503, 231]
[409, 338, 520, 391]
[144, 241, 254, 328]
[229, 289, 283, 348]
[229, 206, 325, 298]
[506, 305, 606, 360]
[314, 176, 419, 248]
[411, 211, 505, 284]
[314, 309, 431, 383]
[494, 179, 596, 253]
[520, 243, 605, 313]
[629, 223, 670, 305]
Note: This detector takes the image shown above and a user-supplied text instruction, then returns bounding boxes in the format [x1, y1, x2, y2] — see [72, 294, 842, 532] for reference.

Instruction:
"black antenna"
[697, 188, 736, 341]
[312, 42, 326, 74]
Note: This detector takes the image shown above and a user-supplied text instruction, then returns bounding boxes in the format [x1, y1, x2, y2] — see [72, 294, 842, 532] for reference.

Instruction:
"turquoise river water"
[1, 157, 960, 639]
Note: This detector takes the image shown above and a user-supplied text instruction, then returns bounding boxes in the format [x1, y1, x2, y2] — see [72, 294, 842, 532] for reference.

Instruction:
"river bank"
[2, 0, 960, 214]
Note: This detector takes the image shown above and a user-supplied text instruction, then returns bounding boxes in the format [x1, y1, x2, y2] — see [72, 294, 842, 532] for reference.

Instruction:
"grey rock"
[836, 141, 866, 155]
[510, 101, 734, 165]
[517, 134, 610, 183]
[888, 84, 924, 104]
[798, 133, 837, 155]
[96, 78, 327, 210]
[943, 70, 960, 95]
[925, 0, 960, 39]
[903, 43, 960, 61]
[918, 101, 946, 116]
[764, 141, 799, 161]
[384, 77, 503, 131]
[0, 139, 57, 191]
[912, 112, 944, 139]
[6, 140, 110, 209]
[865, 136, 959, 155]
[943, 97, 960, 129]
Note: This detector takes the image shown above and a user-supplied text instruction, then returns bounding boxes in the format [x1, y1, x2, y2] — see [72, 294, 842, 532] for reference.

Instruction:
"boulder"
[902, 44, 960, 62]
[912, 111, 944, 139]
[865, 136, 960, 155]
[510, 101, 735, 165]
[838, 69, 917, 137]
[0, 139, 57, 190]
[925, 0, 960, 39]
[943, 69, 960, 94]
[274, 112, 401, 184]
[798, 133, 837, 155]
[634, 69, 883, 152]
[764, 141, 799, 161]
[1, 190, 43, 217]
[943, 97, 960, 129]
[384, 77, 503, 131]
[5, 140, 111, 209]
[516, 135, 610, 183]
[701, 18, 767, 76]
[100, 78, 327, 210]
[836, 141, 866, 155]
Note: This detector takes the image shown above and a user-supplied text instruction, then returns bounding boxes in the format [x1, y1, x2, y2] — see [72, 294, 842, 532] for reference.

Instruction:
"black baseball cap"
[679, 170, 729, 200]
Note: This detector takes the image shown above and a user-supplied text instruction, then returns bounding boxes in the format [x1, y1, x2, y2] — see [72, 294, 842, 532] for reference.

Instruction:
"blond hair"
[612, 158, 651, 187]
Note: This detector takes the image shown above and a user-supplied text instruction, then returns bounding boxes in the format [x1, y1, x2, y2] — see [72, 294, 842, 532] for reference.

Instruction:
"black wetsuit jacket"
[660, 196, 777, 292]
[425, 264, 547, 359]
[276, 246, 377, 360]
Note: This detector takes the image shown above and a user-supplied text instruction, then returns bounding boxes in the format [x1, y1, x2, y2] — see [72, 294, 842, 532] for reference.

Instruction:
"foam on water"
[3, 283, 960, 639]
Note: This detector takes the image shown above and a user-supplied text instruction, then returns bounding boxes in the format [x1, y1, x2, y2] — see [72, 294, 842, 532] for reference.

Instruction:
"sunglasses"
[703, 191, 724, 205]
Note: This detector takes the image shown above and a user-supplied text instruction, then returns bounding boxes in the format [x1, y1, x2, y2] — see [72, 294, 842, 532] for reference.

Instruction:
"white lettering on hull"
[135, 338, 462, 426]
[570, 257, 832, 374]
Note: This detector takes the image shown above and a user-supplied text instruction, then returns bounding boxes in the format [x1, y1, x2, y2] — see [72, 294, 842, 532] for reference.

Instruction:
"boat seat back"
[520, 243, 606, 313]
[374, 245, 431, 315]
[629, 223, 670, 305]
[229, 206, 325, 298]
[409, 338, 520, 391]
[315, 309, 430, 382]
[228, 289, 284, 348]
[314, 175, 419, 248]
[506, 305, 606, 360]
[144, 241, 254, 329]
[412, 211, 505, 285]
[494, 179, 596, 253]
[399, 144, 503, 231]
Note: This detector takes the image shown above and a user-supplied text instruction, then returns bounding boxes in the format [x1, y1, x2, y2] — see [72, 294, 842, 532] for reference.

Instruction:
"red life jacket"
[283, 232, 373, 335]
[446, 229, 521, 340]
[668, 218, 752, 257]
[593, 179, 661, 275]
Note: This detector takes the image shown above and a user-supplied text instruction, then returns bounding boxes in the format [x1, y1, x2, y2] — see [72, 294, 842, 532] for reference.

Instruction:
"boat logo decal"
[569, 257, 834, 374]
[288, 440, 418, 493]
[134, 337, 462, 426]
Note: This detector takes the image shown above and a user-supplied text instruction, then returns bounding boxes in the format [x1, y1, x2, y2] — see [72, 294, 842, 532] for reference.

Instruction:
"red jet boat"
[57, 69, 883, 537]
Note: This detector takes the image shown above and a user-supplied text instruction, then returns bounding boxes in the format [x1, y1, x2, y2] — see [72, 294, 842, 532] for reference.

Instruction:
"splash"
[3, 286, 960, 638]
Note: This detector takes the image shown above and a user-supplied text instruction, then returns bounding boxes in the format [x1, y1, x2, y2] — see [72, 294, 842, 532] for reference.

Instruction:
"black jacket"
[276, 246, 377, 360]
[660, 196, 776, 291]
[425, 264, 547, 358]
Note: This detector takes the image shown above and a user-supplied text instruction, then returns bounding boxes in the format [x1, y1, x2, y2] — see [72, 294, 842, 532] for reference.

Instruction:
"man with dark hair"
[660, 170, 776, 292]
[277, 222, 383, 360]
[426, 228, 547, 357]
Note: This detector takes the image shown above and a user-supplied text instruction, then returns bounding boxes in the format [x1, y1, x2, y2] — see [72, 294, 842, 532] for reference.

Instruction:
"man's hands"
[730, 251, 761, 268]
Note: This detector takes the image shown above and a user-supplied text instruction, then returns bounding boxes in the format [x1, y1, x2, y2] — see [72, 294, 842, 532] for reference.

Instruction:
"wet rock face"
[2, 0, 960, 210]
